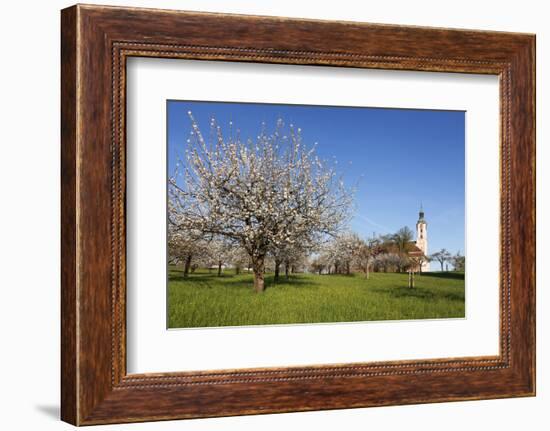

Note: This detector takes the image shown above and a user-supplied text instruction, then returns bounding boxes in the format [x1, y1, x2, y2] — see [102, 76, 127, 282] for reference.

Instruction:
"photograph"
[45, 1, 536, 427]
[167, 101, 466, 328]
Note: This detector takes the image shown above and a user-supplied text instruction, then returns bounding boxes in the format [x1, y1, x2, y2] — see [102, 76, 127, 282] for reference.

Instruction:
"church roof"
[407, 242, 425, 257]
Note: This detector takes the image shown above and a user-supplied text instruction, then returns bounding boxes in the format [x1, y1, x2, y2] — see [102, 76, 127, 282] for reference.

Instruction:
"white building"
[411, 205, 430, 272]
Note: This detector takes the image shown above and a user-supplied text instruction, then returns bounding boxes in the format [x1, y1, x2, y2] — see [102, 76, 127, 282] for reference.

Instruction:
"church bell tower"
[416, 204, 429, 271]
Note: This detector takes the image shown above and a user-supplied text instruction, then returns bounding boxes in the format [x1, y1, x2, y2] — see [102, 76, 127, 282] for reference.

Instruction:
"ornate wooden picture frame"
[61, 4, 535, 425]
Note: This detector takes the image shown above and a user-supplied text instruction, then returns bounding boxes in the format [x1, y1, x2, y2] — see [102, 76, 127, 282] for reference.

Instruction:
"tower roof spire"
[418, 202, 426, 223]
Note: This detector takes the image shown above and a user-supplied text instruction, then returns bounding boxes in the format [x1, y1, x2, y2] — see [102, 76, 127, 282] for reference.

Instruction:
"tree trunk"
[217, 261, 222, 277]
[365, 261, 370, 279]
[346, 262, 351, 275]
[235, 266, 240, 275]
[274, 259, 281, 282]
[440, 261, 444, 271]
[318, 268, 323, 275]
[183, 254, 192, 278]
[284, 260, 290, 279]
[252, 256, 266, 293]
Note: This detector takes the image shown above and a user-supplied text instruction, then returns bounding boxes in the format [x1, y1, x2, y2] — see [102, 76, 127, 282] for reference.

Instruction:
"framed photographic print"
[61, 4, 536, 425]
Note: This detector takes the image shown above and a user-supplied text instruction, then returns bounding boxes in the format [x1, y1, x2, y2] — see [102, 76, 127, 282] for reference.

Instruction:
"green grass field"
[167, 267, 465, 328]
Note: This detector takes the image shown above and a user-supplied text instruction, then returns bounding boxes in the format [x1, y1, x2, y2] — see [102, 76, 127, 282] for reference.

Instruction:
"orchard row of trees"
[169, 221, 465, 284]
[309, 229, 465, 277]
[168, 231, 309, 279]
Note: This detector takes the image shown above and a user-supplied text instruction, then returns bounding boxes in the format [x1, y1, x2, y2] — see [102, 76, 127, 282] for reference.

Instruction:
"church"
[407, 205, 430, 272]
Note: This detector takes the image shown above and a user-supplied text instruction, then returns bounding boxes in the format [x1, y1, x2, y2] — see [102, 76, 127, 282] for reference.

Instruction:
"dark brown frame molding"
[61, 4, 536, 425]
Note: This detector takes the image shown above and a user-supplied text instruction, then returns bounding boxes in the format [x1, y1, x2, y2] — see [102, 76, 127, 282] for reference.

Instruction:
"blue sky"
[167, 100, 465, 257]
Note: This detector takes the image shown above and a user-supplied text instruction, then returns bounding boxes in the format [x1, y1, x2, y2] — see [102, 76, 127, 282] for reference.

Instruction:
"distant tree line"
[308, 228, 465, 277]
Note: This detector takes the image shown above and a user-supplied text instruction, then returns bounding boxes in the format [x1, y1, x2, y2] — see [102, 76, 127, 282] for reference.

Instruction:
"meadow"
[167, 267, 465, 328]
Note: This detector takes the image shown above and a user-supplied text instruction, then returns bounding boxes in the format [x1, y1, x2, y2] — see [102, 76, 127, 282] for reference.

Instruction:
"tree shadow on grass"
[168, 273, 230, 290]
[266, 276, 321, 289]
[421, 271, 465, 281]
[168, 271, 238, 283]
[371, 285, 464, 302]
[169, 270, 321, 291]
[222, 275, 320, 290]
[383, 287, 436, 300]
[171, 279, 216, 290]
